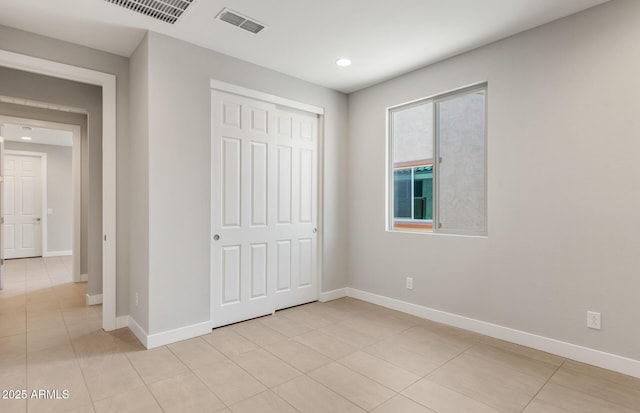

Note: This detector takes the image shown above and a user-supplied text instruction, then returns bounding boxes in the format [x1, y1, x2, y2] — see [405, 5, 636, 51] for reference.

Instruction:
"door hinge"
[104, 235, 107, 241]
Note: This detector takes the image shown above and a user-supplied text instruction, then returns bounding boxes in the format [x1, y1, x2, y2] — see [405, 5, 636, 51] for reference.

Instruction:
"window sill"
[393, 221, 433, 231]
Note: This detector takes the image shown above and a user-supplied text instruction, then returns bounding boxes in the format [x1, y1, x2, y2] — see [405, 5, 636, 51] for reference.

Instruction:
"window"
[388, 84, 487, 235]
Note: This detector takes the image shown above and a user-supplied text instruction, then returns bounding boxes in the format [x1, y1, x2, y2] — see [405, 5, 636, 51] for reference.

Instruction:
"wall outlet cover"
[406, 277, 413, 290]
[587, 311, 601, 330]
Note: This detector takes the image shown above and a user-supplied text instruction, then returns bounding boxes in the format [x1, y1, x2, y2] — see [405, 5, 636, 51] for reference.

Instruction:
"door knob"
[34, 217, 41, 222]
[213, 234, 220, 241]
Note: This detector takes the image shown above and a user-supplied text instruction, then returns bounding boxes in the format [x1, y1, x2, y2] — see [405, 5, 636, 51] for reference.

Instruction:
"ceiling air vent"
[217, 8, 266, 34]
[104, 0, 194, 24]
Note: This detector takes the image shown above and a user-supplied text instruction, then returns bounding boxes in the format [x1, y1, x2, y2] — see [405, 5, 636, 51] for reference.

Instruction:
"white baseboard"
[115, 316, 129, 329]
[122, 316, 212, 350]
[44, 250, 72, 257]
[127, 316, 149, 348]
[112, 287, 640, 378]
[86, 293, 102, 306]
[147, 321, 212, 349]
[80, 273, 88, 282]
[346, 288, 640, 379]
[319, 287, 349, 302]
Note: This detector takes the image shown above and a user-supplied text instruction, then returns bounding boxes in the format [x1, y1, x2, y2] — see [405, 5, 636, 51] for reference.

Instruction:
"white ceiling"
[0, 0, 609, 93]
[1, 123, 73, 147]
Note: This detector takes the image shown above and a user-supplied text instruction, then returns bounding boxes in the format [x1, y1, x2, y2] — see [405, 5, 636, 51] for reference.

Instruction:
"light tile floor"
[1, 257, 639, 412]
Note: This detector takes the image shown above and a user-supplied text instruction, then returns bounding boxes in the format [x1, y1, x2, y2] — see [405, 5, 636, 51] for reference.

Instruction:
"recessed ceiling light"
[21, 136, 32, 140]
[336, 58, 352, 67]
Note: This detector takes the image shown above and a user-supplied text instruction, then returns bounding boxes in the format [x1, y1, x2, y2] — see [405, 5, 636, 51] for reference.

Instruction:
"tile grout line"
[518, 358, 566, 412]
[234, 388, 303, 413]
[335, 353, 423, 394]
[64, 294, 97, 412]
[214, 304, 374, 412]
[309, 357, 401, 410]
[286, 308, 410, 411]
[221, 332, 306, 402]
[19, 260, 30, 412]
[124, 349, 170, 413]
[165, 340, 233, 412]
[545, 362, 640, 413]
[19, 260, 42, 413]
[21, 262, 30, 413]
[280, 369, 368, 412]
[465, 341, 564, 373]
[407, 343, 502, 412]
[44, 255, 92, 413]
[194, 329, 310, 411]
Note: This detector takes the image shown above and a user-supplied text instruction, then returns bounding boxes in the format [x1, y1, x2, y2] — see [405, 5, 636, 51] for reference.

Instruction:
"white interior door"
[211, 90, 319, 328]
[4, 154, 43, 259]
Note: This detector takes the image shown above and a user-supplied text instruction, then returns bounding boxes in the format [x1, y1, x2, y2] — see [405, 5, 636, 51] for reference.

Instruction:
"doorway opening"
[0, 117, 83, 283]
[0, 49, 117, 330]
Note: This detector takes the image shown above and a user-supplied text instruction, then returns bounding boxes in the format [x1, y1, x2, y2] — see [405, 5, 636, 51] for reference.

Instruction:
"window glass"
[392, 102, 433, 166]
[388, 85, 486, 235]
[413, 165, 433, 220]
[393, 169, 412, 219]
[436, 89, 486, 234]
[393, 166, 433, 221]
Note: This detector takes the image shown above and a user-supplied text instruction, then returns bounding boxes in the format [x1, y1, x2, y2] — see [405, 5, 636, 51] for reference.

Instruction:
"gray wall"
[128, 34, 150, 331]
[5, 141, 72, 254]
[0, 25, 130, 315]
[348, 0, 640, 360]
[137, 31, 349, 335]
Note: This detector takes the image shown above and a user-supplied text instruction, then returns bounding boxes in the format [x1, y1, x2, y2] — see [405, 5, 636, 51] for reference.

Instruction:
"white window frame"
[392, 164, 434, 224]
[386, 83, 488, 236]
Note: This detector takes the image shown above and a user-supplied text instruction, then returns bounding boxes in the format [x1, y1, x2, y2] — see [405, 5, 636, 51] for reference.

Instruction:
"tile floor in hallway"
[1, 257, 640, 412]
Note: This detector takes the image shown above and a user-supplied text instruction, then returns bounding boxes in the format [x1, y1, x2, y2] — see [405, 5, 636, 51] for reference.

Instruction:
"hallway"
[0, 257, 140, 412]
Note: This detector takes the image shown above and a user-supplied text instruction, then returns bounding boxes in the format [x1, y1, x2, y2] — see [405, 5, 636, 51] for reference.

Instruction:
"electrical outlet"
[135, 292, 139, 308]
[587, 311, 601, 330]
[406, 277, 413, 290]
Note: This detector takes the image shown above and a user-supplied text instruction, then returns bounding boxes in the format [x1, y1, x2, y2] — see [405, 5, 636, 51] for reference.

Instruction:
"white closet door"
[211, 90, 319, 328]
[4, 154, 42, 259]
